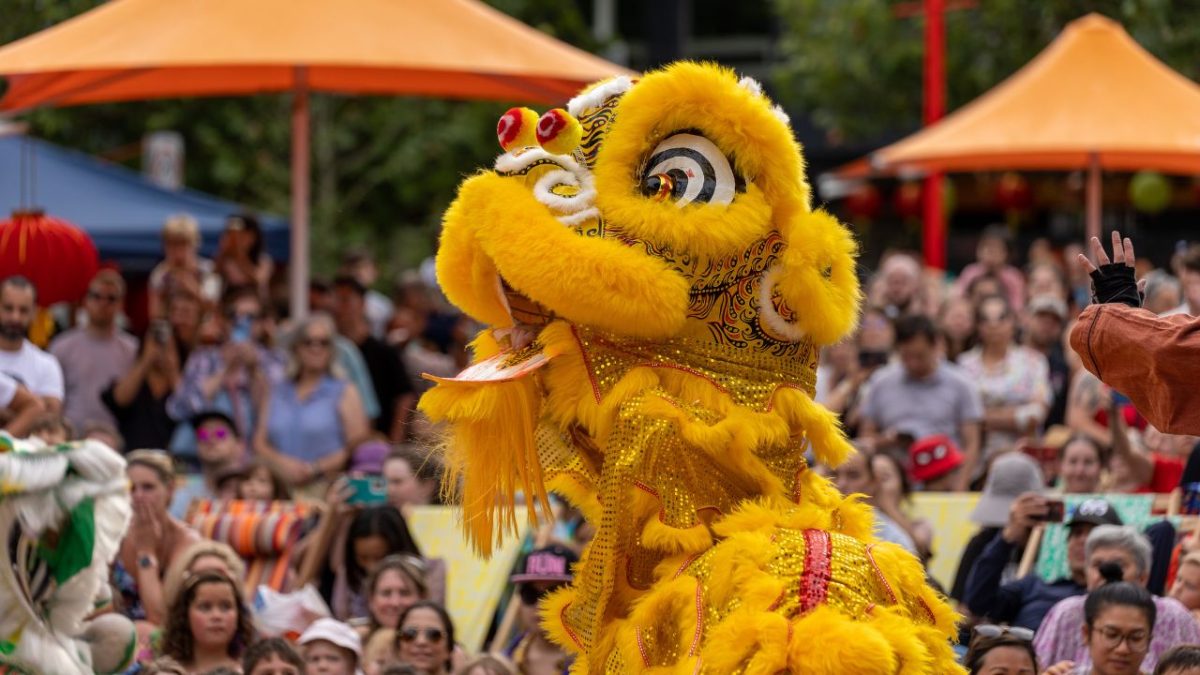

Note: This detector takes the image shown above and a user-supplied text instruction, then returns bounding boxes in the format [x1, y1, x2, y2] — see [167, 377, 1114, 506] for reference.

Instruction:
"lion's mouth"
[495, 274, 556, 350]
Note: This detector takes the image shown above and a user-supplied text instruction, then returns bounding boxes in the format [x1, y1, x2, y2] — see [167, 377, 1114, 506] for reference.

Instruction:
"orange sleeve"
[1070, 303, 1200, 435]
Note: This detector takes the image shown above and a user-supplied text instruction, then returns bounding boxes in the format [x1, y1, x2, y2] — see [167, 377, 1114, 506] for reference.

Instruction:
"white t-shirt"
[0, 340, 65, 402]
[0, 371, 16, 408]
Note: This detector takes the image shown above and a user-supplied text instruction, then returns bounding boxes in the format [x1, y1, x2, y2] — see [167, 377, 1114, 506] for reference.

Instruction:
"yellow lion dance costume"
[420, 62, 964, 674]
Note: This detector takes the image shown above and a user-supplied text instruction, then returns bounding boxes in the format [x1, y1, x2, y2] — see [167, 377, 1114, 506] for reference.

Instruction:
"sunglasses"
[399, 627, 445, 644]
[300, 337, 332, 348]
[974, 624, 1034, 641]
[196, 428, 231, 442]
[88, 291, 120, 304]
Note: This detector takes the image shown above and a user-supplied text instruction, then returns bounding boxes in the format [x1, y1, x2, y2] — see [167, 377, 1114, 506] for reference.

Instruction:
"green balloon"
[1130, 171, 1171, 214]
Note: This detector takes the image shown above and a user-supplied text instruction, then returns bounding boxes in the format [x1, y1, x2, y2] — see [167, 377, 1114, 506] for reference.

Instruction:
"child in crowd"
[160, 570, 255, 674]
[242, 637, 304, 675]
[237, 459, 294, 501]
[299, 618, 363, 675]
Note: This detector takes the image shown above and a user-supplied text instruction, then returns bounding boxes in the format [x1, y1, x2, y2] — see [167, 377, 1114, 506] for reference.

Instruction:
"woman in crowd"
[329, 504, 424, 620]
[384, 445, 443, 512]
[236, 459, 294, 502]
[215, 213, 273, 299]
[1042, 573, 1156, 675]
[959, 295, 1052, 464]
[298, 618, 362, 675]
[163, 541, 247, 612]
[871, 450, 934, 564]
[832, 442, 917, 555]
[103, 322, 183, 451]
[939, 296, 977, 364]
[1060, 436, 1106, 494]
[255, 313, 369, 488]
[161, 571, 255, 674]
[963, 625, 1038, 674]
[360, 555, 430, 641]
[395, 601, 456, 675]
[115, 450, 201, 626]
[242, 637, 304, 675]
[1168, 552, 1200, 622]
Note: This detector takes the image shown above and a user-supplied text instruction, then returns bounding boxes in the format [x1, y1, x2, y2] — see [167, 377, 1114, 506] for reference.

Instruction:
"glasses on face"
[1092, 625, 1150, 652]
[399, 627, 445, 644]
[300, 337, 332, 349]
[979, 313, 1010, 325]
[196, 427, 230, 442]
[974, 624, 1035, 641]
[88, 290, 120, 304]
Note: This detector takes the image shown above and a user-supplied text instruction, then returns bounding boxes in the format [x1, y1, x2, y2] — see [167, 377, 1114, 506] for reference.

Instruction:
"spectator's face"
[397, 607, 450, 674]
[240, 467, 276, 501]
[369, 568, 420, 629]
[296, 322, 334, 374]
[385, 458, 431, 508]
[1067, 524, 1094, 575]
[249, 653, 301, 675]
[870, 455, 902, 500]
[1026, 311, 1063, 349]
[227, 296, 264, 343]
[188, 581, 238, 653]
[833, 453, 874, 496]
[976, 297, 1014, 346]
[303, 640, 355, 675]
[1086, 546, 1145, 590]
[883, 264, 918, 306]
[1144, 283, 1182, 316]
[857, 312, 894, 353]
[1170, 562, 1200, 610]
[1060, 441, 1102, 494]
[168, 293, 201, 331]
[1028, 266, 1065, 301]
[517, 581, 562, 634]
[332, 286, 364, 329]
[896, 335, 937, 379]
[196, 420, 240, 468]
[0, 285, 34, 342]
[977, 237, 1007, 269]
[969, 279, 1004, 306]
[1084, 605, 1151, 675]
[939, 299, 974, 341]
[354, 535, 391, 579]
[975, 645, 1035, 675]
[1183, 270, 1200, 311]
[128, 464, 171, 511]
[163, 236, 195, 267]
[84, 280, 122, 327]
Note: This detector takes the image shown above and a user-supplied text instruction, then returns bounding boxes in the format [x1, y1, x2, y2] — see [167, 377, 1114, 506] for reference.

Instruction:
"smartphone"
[1042, 499, 1065, 523]
[346, 476, 388, 505]
[230, 315, 252, 344]
[858, 350, 889, 369]
[150, 319, 172, 345]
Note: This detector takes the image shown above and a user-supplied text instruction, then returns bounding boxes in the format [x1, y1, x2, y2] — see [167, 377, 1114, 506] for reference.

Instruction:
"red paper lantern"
[845, 183, 882, 221]
[0, 210, 99, 305]
[995, 172, 1033, 211]
[894, 181, 923, 219]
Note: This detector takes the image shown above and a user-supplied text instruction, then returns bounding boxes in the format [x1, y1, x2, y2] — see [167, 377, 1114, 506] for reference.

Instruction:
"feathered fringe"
[419, 376, 551, 557]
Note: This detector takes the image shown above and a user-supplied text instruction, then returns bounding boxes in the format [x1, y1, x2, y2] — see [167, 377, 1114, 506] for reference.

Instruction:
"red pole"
[922, 0, 946, 270]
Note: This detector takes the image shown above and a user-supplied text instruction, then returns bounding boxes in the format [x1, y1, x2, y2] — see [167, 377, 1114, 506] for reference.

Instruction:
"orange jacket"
[1071, 303, 1200, 436]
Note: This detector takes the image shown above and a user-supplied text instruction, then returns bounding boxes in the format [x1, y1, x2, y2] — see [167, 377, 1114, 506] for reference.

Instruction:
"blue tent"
[0, 135, 288, 273]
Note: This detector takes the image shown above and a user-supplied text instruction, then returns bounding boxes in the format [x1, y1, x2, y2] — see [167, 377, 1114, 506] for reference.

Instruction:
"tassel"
[419, 376, 550, 557]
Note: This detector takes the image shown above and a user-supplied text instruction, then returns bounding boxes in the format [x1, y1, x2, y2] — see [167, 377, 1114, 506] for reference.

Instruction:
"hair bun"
[1099, 561, 1124, 584]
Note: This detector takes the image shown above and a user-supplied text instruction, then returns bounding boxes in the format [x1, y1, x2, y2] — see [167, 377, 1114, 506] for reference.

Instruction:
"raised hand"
[1076, 230, 1141, 308]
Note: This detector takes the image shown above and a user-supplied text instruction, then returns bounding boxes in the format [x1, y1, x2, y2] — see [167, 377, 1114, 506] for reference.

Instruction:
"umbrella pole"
[1085, 152, 1101, 243]
[290, 66, 311, 321]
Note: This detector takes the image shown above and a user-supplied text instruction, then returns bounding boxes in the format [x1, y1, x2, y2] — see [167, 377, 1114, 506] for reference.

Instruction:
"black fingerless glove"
[1090, 263, 1141, 308]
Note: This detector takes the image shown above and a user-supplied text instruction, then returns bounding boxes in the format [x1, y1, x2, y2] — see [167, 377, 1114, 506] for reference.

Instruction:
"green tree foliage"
[1, 0, 596, 277]
[772, 0, 1200, 143]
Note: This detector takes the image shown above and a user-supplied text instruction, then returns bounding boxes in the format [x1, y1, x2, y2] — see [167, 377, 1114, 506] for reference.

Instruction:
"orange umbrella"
[870, 13, 1200, 241]
[0, 0, 632, 316]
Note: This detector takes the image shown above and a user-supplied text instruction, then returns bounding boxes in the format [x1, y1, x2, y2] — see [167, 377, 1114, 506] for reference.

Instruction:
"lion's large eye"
[639, 133, 737, 207]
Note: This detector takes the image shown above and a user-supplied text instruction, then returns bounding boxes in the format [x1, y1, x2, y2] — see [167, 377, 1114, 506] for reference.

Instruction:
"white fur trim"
[758, 265, 806, 342]
[555, 207, 600, 227]
[494, 147, 585, 175]
[533, 168, 596, 214]
[738, 76, 764, 97]
[567, 76, 633, 117]
[771, 105, 791, 125]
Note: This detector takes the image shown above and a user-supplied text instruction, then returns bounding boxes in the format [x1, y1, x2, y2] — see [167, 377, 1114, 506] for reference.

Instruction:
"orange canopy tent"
[868, 13, 1200, 243]
[0, 0, 632, 316]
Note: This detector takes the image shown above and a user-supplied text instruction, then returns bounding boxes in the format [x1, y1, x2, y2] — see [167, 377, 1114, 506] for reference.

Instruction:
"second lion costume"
[421, 62, 964, 674]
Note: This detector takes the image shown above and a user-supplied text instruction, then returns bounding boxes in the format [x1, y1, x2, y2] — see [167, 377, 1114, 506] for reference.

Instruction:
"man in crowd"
[860, 314, 984, 491]
[964, 496, 1121, 631]
[50, 269, 138, 431]
[0, 371, 44, 437]
[1023, 294, 1071, 427]
[1034, 524, 1200, 673]
[167, 285, 285, 447]
[955, 225, 1026, 311]
[170, 410, 244, 517]
[332, 275, 414, 441]
[340, 249, 393, 338]
[1163, 244, 1200, 317]
[0, 276, 63, 411]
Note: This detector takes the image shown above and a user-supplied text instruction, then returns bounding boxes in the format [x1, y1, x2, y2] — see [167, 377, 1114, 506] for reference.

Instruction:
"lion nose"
[535, 108, 582, 155]
[497, 107, 540, 152]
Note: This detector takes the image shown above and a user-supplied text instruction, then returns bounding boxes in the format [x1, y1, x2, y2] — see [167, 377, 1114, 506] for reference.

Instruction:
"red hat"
[908, 435, 964, 482]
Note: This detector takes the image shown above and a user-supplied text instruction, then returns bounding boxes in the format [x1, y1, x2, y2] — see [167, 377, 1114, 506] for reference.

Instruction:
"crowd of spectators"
[7, 213, 1200, 673]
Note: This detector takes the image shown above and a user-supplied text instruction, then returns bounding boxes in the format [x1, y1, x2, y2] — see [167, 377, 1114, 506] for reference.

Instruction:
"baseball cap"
[511, 544, 578, 584]
[970, 452, 1045, 527]
[1028, 294, 1068, 321]
[298, 618, 362, 660]
[190, 410, 239, 436]
[908, 435, 964, 482]
[1066, 498, 1123, 528]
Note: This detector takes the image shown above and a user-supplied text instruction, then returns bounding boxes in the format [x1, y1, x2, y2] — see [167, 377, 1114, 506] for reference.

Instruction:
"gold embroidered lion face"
[437, 62, 860, 352]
